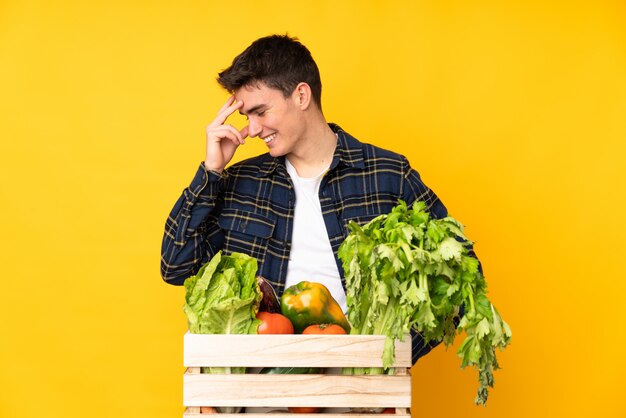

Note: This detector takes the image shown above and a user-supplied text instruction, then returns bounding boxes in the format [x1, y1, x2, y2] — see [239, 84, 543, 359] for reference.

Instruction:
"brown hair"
[217, 34, 322, 110]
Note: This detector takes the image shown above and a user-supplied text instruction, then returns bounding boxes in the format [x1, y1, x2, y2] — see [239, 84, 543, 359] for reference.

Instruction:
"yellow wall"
[1, 1, 625, 417]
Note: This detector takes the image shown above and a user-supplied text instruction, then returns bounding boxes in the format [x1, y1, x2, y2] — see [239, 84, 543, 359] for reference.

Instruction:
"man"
[161, 34, 449, 362]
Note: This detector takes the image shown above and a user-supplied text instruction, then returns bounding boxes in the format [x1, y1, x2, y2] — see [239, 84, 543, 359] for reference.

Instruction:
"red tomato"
[302, 323, 347, 334]
[199, 406, 217, 414]
[382, 408, 396, 414]
[288, 407, 321, 413]
[256, 311, 294, 334]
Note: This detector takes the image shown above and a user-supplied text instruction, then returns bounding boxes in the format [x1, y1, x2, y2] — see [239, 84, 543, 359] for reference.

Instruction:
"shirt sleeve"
[160, 163, 226, 285]
[400, 156, 481, 262]
[400, 156, 448, 219]
[400, 157, 481, 364]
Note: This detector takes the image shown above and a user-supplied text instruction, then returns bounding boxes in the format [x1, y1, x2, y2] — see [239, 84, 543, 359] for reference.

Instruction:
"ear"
[292, 82, 312, 110]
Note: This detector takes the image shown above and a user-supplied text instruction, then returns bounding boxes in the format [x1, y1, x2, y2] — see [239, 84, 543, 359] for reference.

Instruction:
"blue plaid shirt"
[161, 123, 449, 362]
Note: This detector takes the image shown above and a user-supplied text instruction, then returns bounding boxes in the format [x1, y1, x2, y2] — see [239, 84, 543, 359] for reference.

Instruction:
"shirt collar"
[329, 123, 365, 171]
[257, 123, 365, 177]
[258, 155, 280, 177]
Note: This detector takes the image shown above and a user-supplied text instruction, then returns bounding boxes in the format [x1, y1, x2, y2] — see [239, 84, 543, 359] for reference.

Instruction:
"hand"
[204, 96, 249, 173]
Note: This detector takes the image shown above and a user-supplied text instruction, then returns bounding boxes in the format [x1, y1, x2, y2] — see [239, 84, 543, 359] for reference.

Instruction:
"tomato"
[382, 408, 396, 414]
[302, 323, 347, 334]
[288, 407, 321, 413]
[256, 311, 294, 334]
[199, 406, 217, 414]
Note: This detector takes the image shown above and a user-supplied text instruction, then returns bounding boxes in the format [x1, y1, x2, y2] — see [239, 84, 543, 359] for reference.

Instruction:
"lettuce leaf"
[181, 253, 261, 413]
[183, 251, 261, 335]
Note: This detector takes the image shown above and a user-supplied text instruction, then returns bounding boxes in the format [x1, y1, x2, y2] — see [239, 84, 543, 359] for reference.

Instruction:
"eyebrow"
[239, 104, 267, 116]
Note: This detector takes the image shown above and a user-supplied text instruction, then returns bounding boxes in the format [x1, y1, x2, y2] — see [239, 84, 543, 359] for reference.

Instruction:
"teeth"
[263, 133, 276, 143]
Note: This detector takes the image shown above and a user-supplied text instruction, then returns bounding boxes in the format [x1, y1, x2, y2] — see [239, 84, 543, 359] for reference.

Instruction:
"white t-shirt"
[284, 158, 347, 313]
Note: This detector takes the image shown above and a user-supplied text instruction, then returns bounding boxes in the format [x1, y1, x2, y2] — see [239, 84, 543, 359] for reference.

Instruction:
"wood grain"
[181, 333, 412, 416]
[183, 411, 411, 418]
[183, 373, 411, 408]
[183, 333, 412, 368]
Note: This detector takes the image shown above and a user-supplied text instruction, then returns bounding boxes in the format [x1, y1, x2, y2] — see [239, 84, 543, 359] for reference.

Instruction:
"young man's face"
[235, 83, 305, 158]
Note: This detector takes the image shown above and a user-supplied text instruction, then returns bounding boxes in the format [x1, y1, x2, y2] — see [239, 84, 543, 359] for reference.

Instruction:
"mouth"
[262, 133, 276, 144]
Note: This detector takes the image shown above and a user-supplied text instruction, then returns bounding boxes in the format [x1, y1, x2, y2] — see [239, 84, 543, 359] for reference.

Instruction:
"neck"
[287, 117, 337, 178]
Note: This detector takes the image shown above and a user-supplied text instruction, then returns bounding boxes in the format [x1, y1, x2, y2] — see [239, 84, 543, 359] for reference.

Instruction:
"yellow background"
[1, 0, 625, 417]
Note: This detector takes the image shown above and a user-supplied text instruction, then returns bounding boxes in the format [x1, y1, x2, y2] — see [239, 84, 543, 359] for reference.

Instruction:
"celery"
[338, 200, 511, 405]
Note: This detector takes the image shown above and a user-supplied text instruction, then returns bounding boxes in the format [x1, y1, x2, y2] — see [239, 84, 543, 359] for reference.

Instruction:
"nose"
[247, 116, 262, 138]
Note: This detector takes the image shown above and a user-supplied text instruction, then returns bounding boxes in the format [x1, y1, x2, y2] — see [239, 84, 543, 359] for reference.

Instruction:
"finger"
[240, 125, 249, 140]
[224, 124, 246, 144]
[221, 124, 245, 144]
[207, 128, 242, 147]
[208, 124, 245, 144]
[210, 100, 244, 128]
[216, 96, 235, 115]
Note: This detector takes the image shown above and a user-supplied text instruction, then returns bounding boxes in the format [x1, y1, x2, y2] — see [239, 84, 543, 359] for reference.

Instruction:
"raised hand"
[204, 96, 249, 173]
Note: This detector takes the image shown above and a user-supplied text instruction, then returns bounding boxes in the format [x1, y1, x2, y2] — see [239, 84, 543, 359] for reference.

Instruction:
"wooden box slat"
[183, 411, 411, 418]
[182, 333, 412, 416]
[183, 373, 411, 408]
[183, 333, 411, 368]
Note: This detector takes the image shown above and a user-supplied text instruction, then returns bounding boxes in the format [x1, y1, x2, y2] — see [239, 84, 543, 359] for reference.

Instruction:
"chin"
[268, 148, 286, 158]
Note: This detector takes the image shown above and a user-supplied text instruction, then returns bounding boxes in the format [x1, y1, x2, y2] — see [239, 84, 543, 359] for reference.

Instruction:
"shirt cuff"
[188, 162, 225, 197]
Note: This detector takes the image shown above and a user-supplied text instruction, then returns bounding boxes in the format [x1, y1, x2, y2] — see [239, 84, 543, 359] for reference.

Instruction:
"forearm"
[160, 164, 225, 285]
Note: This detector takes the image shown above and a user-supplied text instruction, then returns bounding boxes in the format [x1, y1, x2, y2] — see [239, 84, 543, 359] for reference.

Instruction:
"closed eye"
[240, 104, 268, 118]
[243, 111, 264, 120]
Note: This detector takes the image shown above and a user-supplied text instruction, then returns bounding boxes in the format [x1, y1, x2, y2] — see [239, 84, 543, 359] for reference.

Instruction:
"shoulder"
[224, 153, 275, 176]
[361, 141, 408, 163]
[335, 125, 410, 171]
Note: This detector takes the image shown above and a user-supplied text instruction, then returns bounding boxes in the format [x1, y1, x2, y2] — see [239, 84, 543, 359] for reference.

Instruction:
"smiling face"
[235, 82, 306, 158]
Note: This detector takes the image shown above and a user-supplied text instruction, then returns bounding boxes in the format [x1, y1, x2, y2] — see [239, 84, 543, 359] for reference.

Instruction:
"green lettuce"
[183, 251, 262, 377]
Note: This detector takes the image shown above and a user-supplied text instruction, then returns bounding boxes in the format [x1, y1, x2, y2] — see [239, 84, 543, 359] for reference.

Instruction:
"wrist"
[203, 161, 224, 174]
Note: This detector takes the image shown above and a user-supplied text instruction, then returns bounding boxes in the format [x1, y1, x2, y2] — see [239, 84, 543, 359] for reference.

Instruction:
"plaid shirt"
[161, 123, 448, 362]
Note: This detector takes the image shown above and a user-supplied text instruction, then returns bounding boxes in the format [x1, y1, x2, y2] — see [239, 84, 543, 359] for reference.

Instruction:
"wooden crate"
[183, 333, 412, 417]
